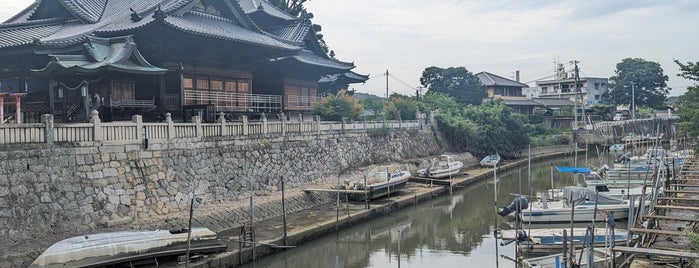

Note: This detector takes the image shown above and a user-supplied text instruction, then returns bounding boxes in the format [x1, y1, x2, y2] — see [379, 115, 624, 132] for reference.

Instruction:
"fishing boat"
[480, 154, 501, 167]
[417, 154, 464, 179]
[343, 165, 411, 200]
[500, 228, 633, 254]
[500, 187, 633, 223]
[522, 247, 619, 268]
[30, 227, 227, 268]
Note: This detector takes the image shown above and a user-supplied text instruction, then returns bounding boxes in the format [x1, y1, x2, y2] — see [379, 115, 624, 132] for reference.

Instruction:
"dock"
[622, 154, 699, 267]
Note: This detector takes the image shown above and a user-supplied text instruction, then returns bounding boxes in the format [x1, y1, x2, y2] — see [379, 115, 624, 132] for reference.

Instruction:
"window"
[595, 94, 601, 100]
[183, 77, 194, 90]
[541, 86, 548, 94]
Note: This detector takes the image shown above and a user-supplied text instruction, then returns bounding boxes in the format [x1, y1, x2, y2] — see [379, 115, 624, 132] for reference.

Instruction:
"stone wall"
[0, 127, 439, 260]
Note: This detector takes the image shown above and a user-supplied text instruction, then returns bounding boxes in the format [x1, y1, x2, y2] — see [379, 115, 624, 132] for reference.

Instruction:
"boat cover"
[556, 166, 591, 174]
[562, 186, 626, 206]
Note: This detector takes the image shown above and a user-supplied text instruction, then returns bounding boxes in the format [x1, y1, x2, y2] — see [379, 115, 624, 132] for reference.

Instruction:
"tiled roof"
[476, 71, 529, 88]
[164, 11, 299, 51]
[0, 19, 63, 48]
[502, 99, 541, 106]
[60, 0, 108, 23]
[533, 98, 575, 107]
[239, 0, 297, 21]
[319, 71, 369, 84]
[276, 50, 354, 70]
[263, 20, 310, 43]
[33, 35, 167, 75]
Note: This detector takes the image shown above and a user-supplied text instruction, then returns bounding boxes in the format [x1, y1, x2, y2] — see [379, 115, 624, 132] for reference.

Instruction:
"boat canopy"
[562, 186, 626, 206]
[556, 166, 591, 174]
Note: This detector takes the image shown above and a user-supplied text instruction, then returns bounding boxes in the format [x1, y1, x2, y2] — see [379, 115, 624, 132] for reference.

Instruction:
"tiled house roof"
[476, 71, 529, 88]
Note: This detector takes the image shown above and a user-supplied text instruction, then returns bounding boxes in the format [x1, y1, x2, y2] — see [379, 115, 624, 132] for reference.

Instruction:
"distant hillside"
[353, 92, 384, 100]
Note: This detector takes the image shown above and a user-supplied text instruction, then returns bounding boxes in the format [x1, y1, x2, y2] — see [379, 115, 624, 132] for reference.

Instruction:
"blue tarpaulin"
[556, 166, 591, 174]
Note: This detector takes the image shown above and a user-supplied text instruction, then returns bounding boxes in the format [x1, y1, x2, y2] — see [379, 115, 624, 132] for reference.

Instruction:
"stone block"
[40, 192, 52, 203]
[103, 168, 119, 177]
[119, 196, 131, 205]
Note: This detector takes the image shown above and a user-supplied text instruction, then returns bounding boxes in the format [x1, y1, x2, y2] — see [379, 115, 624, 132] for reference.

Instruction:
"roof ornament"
[153, 4, 167, 21]
[130, 8, 142, 22]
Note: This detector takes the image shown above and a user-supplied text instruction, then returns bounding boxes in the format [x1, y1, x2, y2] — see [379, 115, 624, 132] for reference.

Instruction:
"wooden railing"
[0, 111, 427, 146]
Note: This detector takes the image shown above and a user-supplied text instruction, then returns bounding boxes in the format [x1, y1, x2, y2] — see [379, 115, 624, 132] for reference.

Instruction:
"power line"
[389, 73, 419, 91]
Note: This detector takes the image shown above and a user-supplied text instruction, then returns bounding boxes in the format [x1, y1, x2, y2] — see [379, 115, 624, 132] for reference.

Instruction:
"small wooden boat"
[344, 165, 411, 200]
[417, 154, 463, 179]
[480, 154, 501, 167]
[30, 227, 227, 268]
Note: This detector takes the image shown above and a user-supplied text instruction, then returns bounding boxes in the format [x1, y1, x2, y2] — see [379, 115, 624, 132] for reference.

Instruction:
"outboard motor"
[497, 195, 529, 217]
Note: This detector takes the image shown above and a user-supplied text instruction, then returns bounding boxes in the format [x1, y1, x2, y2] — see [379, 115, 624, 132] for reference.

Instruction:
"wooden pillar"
[12, 93, 25, 124]
[48, 80, 56, 115]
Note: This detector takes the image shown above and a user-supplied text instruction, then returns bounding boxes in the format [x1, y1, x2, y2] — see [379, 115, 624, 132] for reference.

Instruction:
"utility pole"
[570, 60, 579, 128]
[631, 83, 636, 121]
[385, 69, 389, 99]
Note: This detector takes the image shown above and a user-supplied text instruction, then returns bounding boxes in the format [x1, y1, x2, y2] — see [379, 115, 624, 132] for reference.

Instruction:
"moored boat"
[501, 228, 633, 255]
[522, 247, 619, 268]
[417, 154, 463, 179]
[30, 227, 227, 268]
[343, 165, 411, 200]
[480, 154, 501, 167]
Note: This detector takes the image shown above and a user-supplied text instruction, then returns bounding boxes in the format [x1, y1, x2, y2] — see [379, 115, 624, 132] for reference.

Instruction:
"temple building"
[0, 0, 367, 123]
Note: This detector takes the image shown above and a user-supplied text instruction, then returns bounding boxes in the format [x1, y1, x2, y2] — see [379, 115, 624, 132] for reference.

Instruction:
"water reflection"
[242, 154, 604, 268]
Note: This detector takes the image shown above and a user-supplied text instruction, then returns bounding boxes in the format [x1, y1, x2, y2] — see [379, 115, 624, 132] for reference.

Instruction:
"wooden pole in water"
[570, 193, 575, 267]
[493, 162, 499, 268]
[336, 174, 340, 233]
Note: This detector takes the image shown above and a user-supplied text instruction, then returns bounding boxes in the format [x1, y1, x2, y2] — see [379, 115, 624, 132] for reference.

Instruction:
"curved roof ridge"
[4, 0, 42, 23]
[0, 17, 64, 30]
[239, 0, 297, 21]
[162, 0, 199, 16]
[59, 0, 108, 24]
[185, 10, 235, 23]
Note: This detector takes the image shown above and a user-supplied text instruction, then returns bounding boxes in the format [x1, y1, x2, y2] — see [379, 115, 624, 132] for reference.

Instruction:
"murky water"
[241, 153, 611, 268]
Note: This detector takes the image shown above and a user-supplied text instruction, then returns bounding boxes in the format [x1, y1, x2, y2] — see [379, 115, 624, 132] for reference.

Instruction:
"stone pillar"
[90, 110, 102, 141]
[165, 113, 175, 139]
[42, 114, 54, 147]
[240, 115, 248, 135]
[218, 112, 228, 136]
[363, 117, 367, 130]
[341, 117, 346, 132]
[261, 113, 268, 134]
[315, 115, 321, 134]
[132, 115, 143, 144]
[397, 112, 402, 129]
[193, 115, 202, 137]
[281, 113, 286, 136]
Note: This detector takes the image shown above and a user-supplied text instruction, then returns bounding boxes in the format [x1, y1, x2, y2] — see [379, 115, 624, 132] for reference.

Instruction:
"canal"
[241, 152, 610, 268]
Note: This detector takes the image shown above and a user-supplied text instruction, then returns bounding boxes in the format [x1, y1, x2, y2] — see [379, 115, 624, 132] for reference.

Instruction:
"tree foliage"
[383, 94, 417, 120]
[419, 66, 486, 106]
[675, 59, 699, 138]
[268, 0, 330, 54]
[418, 94, 529, 157]
[360, 97, 384, 120]
[608, 58, 669, 109]
[312, 90, 363, 121]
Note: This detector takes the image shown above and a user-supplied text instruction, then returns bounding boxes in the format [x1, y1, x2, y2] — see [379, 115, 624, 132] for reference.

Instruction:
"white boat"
[344, 165, 411, 200]
[480, 154, 501, 167]
[30, 227, 227, 268]
[501, 228, 633, 254]
[508, 187, 634, 224]
[523, 247, 619, 268]
[608, 144, 625, 152]
[417, 154, 463, 179]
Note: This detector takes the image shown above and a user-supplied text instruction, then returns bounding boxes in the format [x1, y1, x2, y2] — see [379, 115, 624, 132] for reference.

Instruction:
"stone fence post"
[166, 113, 175, 139]
[398, 113, 402, 129]
[193, 115, 202, 137]
[132, 115, 143, 144]
[91, 110, 102, 141]
[341, 117, 346, 132]
[218, 112, 228, 136]
[42, 114, 54, 147]
[281, 113, 286, 135]
[240, 115, 248, 135]
[261, 113, 268, 134]
[315, 115, 321, 134]
[363, 117, 367, 130]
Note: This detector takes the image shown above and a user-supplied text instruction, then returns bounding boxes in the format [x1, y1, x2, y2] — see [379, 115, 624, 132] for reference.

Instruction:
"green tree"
[383, 94, 417, 120]
[675, 59, 699, 138]
[312, 90, 363, 121]
[360, 97, 384, 120]
[608, 58, 669, 109]
[419, 66, 486, 106]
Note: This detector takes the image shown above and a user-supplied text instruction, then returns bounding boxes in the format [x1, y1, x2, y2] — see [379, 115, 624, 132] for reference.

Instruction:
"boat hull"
[519, 207, 629, 224]
[347, 176, 410, 201]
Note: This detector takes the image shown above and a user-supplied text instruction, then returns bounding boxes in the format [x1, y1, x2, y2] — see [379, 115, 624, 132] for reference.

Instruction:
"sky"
[1, 0, 697, 97]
